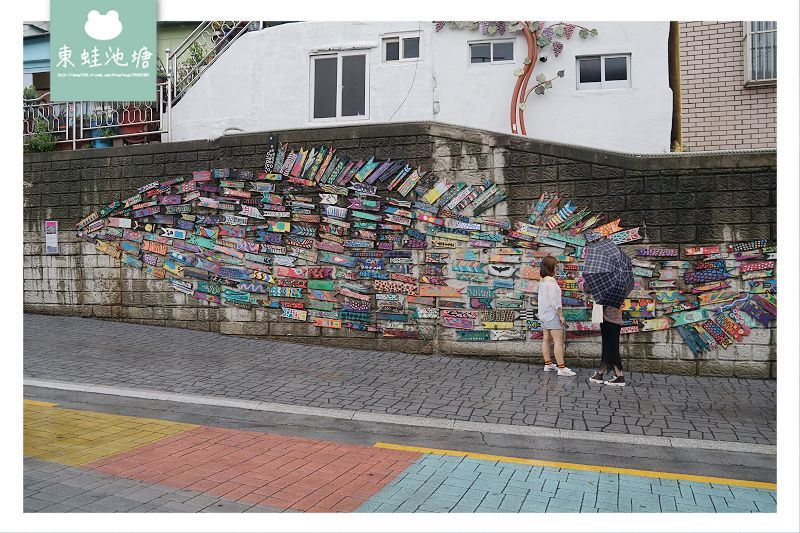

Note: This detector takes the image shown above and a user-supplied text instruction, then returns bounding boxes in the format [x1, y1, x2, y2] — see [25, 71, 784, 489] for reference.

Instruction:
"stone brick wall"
[23, 122, 777, 377]
[679, 21, 777, 151]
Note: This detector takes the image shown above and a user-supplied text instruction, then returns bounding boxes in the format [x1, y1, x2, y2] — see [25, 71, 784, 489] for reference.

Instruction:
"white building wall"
[431, 21, 672, 152]
[170, 21, 434, 141]
[171, 21, 672, 153]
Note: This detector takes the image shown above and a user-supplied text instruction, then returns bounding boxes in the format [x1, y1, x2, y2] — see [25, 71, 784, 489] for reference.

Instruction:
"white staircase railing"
[167, 21, 262, 104]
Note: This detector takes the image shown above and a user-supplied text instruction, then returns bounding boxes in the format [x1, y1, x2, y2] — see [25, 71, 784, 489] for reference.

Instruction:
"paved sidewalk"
[23, 314, 776, 445]
[23, 400, 776, 513]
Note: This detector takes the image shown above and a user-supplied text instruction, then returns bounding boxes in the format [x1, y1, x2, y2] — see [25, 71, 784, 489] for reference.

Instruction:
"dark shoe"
[589, 371, 604, 384]
[604, 375, 626, 387]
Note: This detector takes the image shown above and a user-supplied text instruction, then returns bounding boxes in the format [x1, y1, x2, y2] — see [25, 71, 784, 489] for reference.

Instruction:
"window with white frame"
[576, 54, 631, 90]
[310, 52, 368, 120]
[469, 41, 514, 64]
[744, 21, 777, 84]
[383, 34, 420, 62]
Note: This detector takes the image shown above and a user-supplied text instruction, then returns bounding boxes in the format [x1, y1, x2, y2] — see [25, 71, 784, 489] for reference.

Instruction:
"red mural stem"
[509, 22, 538, 136]
[518, 26, 538, 136]
[509, 22, 528, 135]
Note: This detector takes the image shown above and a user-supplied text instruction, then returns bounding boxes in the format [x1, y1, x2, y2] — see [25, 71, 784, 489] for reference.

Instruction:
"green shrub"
[23, 85, 38, 100]
[25, 118, 57, 152]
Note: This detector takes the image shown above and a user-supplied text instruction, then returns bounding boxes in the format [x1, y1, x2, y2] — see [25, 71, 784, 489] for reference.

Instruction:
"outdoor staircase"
[167, 21, 262, 104]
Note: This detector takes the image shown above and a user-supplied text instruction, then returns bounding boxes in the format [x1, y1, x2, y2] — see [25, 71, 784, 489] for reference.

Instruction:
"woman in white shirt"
[536, 256, 576, 377]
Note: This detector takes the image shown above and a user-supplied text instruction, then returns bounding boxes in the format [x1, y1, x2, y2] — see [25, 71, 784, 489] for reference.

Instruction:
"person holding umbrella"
[580, 238, 634, 387]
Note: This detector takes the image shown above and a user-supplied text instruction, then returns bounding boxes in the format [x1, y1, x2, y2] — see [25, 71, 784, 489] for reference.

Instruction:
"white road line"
[24, 378, 776, 456]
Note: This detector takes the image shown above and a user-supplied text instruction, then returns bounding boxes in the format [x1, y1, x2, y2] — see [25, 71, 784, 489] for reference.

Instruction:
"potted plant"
[25, 118, 56, 153]
[156, 57, 168, 85]
[176, 42, 208, 93]
[89, 113, 118, 148]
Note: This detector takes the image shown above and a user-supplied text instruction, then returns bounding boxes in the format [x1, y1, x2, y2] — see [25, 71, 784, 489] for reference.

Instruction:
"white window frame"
[309, 50, 370, 123]
[743, 21, 777, 86]
[382, 32, 421, 63]
[468, 40, 515, 65]
[576, 54, 631, 90]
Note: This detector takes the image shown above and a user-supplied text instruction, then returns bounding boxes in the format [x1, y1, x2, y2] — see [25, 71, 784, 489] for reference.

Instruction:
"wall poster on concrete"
[44, 221, 59, 255]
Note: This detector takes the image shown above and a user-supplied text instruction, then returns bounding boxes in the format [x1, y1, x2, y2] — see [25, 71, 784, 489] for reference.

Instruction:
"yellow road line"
[24, 399, 59, 407]
[374, 442, 776, 491]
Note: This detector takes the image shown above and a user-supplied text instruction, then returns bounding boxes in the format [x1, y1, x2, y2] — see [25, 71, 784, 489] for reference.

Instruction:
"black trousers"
[600, 321, 623, 372]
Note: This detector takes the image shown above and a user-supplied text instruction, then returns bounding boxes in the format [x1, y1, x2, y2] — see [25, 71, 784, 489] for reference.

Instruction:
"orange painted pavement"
[85, 426, 420, 512]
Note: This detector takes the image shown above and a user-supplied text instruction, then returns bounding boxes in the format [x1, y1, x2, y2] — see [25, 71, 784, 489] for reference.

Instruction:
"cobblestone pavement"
[23, 314, 776, 445]
[24, 458, 285, 513]
[356, 454, 777, 513]
[23, 400, 776, 513]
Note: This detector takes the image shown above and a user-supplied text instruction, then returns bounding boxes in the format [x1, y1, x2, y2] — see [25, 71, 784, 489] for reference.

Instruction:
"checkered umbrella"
[582, 239, 634, 308]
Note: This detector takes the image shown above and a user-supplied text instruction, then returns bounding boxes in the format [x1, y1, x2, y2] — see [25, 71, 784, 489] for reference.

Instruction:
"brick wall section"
[23, 122, 777, 378]
[679, 21, 777, 151]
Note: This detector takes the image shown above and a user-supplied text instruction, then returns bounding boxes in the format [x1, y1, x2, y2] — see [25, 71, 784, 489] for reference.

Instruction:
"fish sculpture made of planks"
[76, 141, 777, 355]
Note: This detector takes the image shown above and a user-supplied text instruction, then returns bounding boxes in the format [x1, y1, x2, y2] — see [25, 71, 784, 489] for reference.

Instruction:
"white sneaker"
[557, 367, 576, 377]
[543, 363, 558, 372]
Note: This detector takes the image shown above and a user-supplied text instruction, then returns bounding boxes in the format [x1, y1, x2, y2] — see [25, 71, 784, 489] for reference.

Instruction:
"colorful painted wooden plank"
[309, 289, 337, 302]
[162, 259, 184, 277]
[160, 227, 187, 239]
[631, 266, 655, 278]
[276, 278, 307, 289]
[486, 265, 517, 278]
[747, 279, 776, 294]
[313, 317, 342, 329]
[439, 310, 478, 328]
[235, 281, 268, 294]
[727, 240, 767, 253]
[373, 279, 417, 295]
[217, 266, 250, 280]
[274, 266, 307, 279]
[412, 307, 439, 320]
[670, 309, 708, 326]
[593, 219, 623, 237]
[493, 279, 515, 290]
[269, 286, 302, 298]
[307, 267, 334, 279]
[696, 288, 739, 306]
[741, 269, 773, 281]
[544, 231, 586, 247]
[684, 245, 720, 256]
[305, 279, 334, 291]
[684, 268, 730, 284]
[607, 227, 642, 245]
[279, 307, 307, 321]
[319, 251, 356, 267]
[739, 260, 775, 273]
[446, 329, 487, 342]
[167, 250, 196, 267]
[469, 298, 493, 310]
[565, 322, 601, 332]
[639, 317, 671, 331]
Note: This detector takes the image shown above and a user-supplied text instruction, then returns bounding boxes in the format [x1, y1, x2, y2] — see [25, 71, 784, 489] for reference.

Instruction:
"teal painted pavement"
[355, 454, 777, 513]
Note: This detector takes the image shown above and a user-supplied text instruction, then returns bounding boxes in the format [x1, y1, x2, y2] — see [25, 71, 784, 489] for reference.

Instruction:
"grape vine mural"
[433, 21, 599, 135]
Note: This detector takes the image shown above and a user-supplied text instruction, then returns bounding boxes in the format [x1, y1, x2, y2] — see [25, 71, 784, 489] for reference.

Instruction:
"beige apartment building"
[676, 21, 777, 151]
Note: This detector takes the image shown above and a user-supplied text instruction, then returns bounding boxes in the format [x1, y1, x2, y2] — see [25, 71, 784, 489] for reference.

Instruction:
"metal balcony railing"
[23, 22, 263, 150]
[23, 81, 169, 151]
